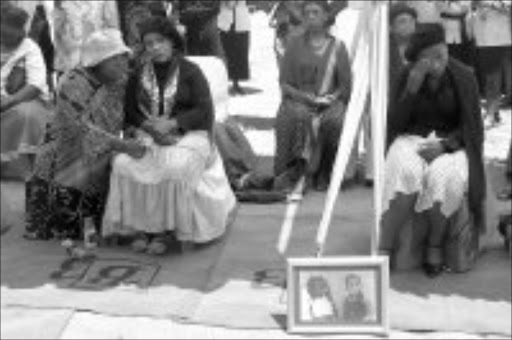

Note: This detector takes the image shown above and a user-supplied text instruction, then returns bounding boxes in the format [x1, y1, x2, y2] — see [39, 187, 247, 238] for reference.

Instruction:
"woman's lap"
[0, 100, 52, 160]
[384, 136, 468, 218]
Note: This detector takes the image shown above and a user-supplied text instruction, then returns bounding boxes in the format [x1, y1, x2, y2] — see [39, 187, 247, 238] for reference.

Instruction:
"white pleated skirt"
[102, 131, 237, 243]
[383, 135, 469, 218]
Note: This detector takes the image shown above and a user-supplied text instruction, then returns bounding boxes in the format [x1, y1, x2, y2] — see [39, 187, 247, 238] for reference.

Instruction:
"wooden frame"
[287, 256, 389, 335]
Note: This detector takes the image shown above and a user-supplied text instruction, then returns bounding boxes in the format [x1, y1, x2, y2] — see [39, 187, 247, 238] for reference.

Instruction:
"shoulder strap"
[318, 38, 341, 96]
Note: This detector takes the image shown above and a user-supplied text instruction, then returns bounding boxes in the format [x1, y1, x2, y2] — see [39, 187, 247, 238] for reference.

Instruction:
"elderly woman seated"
[25, 29, 144, 240]
[379, 24, 485, 278]
[101, 17, 236, 255]
[1, 5, 52, 178]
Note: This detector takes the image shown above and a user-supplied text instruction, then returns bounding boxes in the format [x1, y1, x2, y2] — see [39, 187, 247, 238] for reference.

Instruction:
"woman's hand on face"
[405, 58, 432, 95]
[418, 140, 444, 163]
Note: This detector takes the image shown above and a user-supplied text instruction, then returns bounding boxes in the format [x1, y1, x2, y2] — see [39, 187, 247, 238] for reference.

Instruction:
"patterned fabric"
[383, 135, 469, 218]
[26, 67, 125, 239]
[274, 34, 352, 186]
[53, 1, 120, 73]
[25, 176, 105, 240]
[138, 60, 180, 118]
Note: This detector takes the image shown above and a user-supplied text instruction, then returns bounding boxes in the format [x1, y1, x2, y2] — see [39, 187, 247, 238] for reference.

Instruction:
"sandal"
[131, 233, 149, 253]
[146, 236, 168, 256]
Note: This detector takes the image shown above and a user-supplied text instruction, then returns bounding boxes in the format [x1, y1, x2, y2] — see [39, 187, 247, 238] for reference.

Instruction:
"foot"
[146, 236, 168, 255]
[423, 263, 445, 278]
[131, 234, 149, 253]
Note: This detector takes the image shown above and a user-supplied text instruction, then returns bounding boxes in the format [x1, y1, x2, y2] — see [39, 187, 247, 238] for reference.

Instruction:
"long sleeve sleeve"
[335, 40, 352, 105]
[386, 69, 415, 150]
[174, 63, 214, 132]
[123, 73, 147, 128]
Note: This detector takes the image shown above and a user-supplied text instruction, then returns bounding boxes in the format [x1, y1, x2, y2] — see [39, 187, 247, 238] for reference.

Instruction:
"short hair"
[302, 0, 336, 27]
[138, 16, 185, 53]
[389, 3, 418, 25]
[345, 273, 362, 287]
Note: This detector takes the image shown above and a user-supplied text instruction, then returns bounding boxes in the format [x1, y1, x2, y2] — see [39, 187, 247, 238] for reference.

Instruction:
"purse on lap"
[5, 57, 26, 95]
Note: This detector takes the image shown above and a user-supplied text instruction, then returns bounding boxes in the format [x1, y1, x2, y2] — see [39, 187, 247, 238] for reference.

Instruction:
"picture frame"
[287, 256, 389, 335]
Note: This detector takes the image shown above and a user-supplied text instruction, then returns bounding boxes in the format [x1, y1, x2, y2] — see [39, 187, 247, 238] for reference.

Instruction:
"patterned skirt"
[25, 176, 106, 240]
[274, 99, 349, 185]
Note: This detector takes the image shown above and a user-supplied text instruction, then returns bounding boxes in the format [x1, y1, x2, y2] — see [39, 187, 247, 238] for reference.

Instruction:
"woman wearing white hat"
[25, 29, 146, 241]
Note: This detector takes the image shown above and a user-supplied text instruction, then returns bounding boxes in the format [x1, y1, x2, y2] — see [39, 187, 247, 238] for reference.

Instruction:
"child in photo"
[303, 275, 337, 322]
[341, 273, 371, 323]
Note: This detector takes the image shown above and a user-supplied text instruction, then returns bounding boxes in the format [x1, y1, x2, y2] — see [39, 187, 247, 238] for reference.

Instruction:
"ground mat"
[191, 188, 511, 335]
[1, 181, 230, 321]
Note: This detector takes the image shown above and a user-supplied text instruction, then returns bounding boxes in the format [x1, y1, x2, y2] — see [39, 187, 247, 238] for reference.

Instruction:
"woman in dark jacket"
[102, 17, 236, 255]
[380, 24, 485, 277]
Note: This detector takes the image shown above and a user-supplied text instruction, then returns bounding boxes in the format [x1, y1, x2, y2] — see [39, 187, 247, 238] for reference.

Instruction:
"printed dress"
[25, 68, 125, 240]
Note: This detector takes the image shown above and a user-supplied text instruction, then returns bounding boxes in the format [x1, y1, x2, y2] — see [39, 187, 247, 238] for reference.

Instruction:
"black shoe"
[423, 263, 445, 278]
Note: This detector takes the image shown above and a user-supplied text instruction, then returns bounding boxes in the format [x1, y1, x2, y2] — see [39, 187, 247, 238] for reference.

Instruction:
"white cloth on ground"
[383, 135, 469, 218]
[102, 131, 237, 243]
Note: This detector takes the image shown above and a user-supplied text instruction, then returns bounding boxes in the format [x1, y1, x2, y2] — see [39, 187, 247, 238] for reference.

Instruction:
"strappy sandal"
[131, 233, 149, 253]
[146, 236, 168, 256]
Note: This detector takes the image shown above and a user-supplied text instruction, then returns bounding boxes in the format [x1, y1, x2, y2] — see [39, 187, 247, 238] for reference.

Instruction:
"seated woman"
[379, 24, 485, 277]
[25, 29, 144, 240]
[273, 0, 352, 192]
[102, 17, 236, 255]
[1, 5, 52, 178]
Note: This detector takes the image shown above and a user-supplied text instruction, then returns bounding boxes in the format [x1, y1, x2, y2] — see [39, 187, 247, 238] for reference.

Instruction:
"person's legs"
[380, 136, 426, 255]
[420, 152, 469, 276]
[502, 47, 512, 106]
[481, 47, 504, 123]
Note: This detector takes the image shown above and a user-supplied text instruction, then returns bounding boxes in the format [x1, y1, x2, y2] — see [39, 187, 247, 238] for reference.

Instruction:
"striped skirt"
[383, 135, 469, 218]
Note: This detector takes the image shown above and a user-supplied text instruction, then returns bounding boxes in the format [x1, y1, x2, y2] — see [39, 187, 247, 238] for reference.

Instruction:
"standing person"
[219, 0, 251, 95]
[53, 0, 120, 76]
[439, 1, 474, 67]
[24, 29, 141, 240]
[380, 24, 485, 277]
[273, 0, 352, 192]
[115, 0, 167, 61]
[269, 1, 306, 69]
[389, 3, 418, 100]
[406, 0, 443, 24]
[174, 0, 225, 59]
[1, 5, 52, 179]
[472, 0, 512, 125]
[102, 17, 236, 255]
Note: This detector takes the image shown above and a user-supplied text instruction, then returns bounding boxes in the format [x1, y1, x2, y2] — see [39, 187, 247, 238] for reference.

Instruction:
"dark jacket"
[387, 58, 486, 231]
[125, 57, 214, 134]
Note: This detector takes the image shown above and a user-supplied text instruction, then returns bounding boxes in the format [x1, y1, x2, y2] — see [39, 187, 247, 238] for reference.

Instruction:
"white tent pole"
[315, 2, 373, 257]
[371, 2, 389, 256]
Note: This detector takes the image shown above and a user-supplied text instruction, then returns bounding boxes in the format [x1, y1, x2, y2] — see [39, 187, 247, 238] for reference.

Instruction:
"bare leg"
[379, 193, 418, 252]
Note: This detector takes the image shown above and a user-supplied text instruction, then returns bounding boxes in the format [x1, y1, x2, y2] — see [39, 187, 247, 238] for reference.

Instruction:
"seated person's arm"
[331, 40, 352, 105]
[441, 128, 464, 153]
[1, 85, 40, 112]
[173, 64, 213, 132]
[1, 41, 47, 112]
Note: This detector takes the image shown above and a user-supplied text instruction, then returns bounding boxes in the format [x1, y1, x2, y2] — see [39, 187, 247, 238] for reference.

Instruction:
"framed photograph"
[287, 256, 389, 335]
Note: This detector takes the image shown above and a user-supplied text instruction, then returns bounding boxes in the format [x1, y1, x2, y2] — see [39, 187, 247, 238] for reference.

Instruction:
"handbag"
[5, 57, 26, 95]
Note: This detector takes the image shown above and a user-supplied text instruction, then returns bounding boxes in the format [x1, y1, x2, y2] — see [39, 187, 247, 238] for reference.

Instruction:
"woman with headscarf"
[1, 5, 52, 179]
[25, 29, 144, 240]
[273, 0, 352, 192]
[102, 17, 236, 255]
[380, 24, 485, 277]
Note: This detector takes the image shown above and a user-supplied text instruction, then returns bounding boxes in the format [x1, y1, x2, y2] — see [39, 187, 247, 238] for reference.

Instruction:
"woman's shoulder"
[179, 57, 207, 79]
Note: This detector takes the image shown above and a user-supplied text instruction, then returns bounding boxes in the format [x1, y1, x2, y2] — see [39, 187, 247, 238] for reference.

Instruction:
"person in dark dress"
[174, 0, 225, 59]
[380, 24, 485, 277]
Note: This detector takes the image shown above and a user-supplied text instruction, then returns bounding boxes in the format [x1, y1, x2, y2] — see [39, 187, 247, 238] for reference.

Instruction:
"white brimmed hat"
[80, 29, 131, 67]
